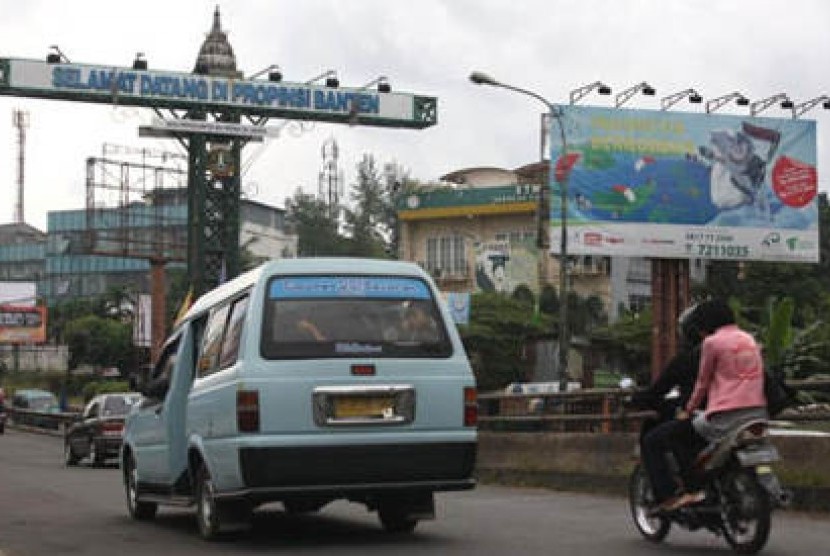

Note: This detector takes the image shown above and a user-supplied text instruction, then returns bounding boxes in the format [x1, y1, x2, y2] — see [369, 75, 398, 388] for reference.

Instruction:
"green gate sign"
[0, 57, 437, 128]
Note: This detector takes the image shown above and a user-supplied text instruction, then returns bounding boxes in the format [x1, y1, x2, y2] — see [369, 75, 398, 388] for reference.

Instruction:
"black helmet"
[678, 304, 704, 347]
[696, 299, 736, 334]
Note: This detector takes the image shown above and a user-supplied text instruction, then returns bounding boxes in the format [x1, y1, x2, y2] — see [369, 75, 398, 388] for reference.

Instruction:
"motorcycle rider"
[632, 304, 705, 427]
[646, 299, 768, 512]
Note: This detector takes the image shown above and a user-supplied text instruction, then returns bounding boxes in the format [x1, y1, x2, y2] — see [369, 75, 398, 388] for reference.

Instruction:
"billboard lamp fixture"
[660, 88, 703, 111]
[132, 52, 148, 71]
[360, 76, 392, 93]
[47, 45, 70, 64]
[615, 82, 656, 107]
[792, 95, 830, 118]
[705, 92, 750, 113]
[248, 64, 282, 82]
[304, 70, 339, 88]
[750, 93, 793, 117]
[569, 81, 612, 105]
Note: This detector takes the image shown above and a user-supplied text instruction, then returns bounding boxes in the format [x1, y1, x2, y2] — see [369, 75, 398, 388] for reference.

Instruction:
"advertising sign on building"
[548, 105, 819, 262]
[0, 305, 47, 344]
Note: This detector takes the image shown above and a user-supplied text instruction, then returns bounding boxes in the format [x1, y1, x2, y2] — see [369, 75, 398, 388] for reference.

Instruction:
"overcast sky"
[1, 0, 829, 230]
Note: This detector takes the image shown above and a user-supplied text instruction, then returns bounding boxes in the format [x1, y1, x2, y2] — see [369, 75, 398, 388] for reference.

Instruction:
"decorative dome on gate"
[193, 6, 242, 78]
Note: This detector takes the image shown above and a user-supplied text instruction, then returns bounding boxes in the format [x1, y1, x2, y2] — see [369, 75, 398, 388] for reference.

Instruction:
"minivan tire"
[196, 464, 222, 540]
[378, 504, 418, 533]
[124, 454, 157, 520]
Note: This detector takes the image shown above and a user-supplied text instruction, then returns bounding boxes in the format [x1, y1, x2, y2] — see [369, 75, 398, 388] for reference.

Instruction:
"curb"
[476, 468, 830, 513]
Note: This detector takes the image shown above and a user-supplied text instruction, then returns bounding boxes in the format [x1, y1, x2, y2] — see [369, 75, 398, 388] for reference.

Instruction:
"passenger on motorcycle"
[643, 299, 768, 513]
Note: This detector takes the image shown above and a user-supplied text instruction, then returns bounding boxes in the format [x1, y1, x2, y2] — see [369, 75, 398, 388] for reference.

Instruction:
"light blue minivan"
[121, 258, 477, 539]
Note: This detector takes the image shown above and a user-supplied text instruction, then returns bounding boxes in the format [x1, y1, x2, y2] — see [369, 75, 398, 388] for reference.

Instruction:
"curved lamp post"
[469, 70, 571, 390]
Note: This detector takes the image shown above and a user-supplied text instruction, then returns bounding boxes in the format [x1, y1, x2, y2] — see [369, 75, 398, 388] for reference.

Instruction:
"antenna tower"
[318, 137, 344, 218]
[12, 109, 29, 224]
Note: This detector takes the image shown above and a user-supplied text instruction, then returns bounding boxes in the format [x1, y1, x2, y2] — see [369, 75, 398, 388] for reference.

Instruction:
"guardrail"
[478, 379, 830, 433]
[4, 407, 79, 433]
[5, 379, 829, 435]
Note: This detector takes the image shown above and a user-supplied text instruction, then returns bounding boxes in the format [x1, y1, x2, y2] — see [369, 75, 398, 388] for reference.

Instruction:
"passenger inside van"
[296, 317, 327, 341]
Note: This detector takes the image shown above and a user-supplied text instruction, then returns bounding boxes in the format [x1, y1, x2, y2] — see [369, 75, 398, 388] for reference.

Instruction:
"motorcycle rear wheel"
[629, 464, 671, 543]
[719, 468, 771, 555]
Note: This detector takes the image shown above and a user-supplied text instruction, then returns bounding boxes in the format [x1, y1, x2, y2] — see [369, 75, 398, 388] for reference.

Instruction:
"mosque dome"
[193, 6, 242, 78]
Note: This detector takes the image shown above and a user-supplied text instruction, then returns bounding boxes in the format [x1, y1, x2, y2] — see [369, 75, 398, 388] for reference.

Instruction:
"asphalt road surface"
[1, 429, 828, 556]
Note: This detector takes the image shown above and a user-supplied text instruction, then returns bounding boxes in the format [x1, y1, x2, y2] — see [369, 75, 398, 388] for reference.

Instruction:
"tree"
[285, 189, 348, 256]
[64, 314, 136, 373]
[458, 292, 550, 391]
[590, 308, 652, 384]
[343, 154, 390, 258]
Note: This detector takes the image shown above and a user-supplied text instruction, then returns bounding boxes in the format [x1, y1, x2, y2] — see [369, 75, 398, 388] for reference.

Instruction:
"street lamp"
[469, 70, 571, 390]
[750, 93, 794, 117]
[705, 92, 750, 113]
[614, 82, 656, 108]
[660, 88, 703, 111]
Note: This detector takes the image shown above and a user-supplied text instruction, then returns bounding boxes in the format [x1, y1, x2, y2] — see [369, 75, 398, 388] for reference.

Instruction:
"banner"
[548, 105, 819, 262]
[0, 305, 47, 344]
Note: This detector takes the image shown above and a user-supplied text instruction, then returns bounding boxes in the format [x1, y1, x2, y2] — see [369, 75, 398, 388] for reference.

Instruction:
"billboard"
[548, 105, 819, 262]
[0, 281, 36, 306]
[0, 305, 47, 344]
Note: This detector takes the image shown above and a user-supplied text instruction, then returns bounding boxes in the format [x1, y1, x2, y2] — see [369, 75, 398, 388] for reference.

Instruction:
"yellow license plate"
[334, 396, 395, 419]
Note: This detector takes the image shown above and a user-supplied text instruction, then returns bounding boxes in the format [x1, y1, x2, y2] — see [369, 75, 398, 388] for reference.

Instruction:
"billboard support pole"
[650, 258, 690, 381]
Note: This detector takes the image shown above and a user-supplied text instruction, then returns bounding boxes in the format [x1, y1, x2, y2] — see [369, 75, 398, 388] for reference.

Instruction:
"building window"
[426, 235, 466, 276]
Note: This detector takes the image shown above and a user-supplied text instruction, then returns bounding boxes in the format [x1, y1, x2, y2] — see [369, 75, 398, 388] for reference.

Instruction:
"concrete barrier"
[477, 431, 830, 512]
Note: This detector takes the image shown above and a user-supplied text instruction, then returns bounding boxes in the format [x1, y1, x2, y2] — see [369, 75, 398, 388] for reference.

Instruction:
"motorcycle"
[629, 413, 790, 554]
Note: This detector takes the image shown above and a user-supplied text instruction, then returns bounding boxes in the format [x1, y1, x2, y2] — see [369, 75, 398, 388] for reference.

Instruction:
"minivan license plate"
[334, 396, 395, 419]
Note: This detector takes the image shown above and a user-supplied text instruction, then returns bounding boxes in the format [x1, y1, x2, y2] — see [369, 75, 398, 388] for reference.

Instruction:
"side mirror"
[144, 376, 170, 400]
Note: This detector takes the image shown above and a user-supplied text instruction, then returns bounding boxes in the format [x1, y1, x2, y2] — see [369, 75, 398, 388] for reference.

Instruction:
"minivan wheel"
[124, 454, 157, 520]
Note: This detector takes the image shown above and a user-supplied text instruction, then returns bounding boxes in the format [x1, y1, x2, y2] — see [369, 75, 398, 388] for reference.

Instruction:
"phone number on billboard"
[694, 244, 750, 258]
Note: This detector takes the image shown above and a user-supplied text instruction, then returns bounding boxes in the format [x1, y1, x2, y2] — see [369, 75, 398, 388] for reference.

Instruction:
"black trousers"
[641, 418, 707, 503]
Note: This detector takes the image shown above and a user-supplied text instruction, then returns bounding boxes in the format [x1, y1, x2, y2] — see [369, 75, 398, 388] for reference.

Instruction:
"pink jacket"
[686, 324, 766, 416]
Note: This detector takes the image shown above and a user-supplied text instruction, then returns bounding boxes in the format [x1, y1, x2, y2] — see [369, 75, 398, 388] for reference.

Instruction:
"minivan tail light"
[463, 387, 478, 427]
[237, 390, 260, 433]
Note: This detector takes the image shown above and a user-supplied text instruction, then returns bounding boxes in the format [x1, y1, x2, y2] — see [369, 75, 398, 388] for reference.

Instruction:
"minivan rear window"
[261, 276, 452, 360]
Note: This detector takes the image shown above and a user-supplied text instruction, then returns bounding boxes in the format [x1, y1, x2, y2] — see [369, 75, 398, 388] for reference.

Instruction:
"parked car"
[0, 397, 6, 434]
[10, 389, 61, 429]
[65, 393, 142, 467]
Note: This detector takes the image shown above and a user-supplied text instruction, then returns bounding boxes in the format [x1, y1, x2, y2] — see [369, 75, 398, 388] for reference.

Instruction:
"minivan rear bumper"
[219, 441, 476, 502]
[241, 441, 475, 487]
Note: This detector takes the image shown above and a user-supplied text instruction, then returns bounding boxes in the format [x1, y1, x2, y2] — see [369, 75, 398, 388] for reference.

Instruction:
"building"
[397, 164, 706, 321]
[0, 196, 296, 307]
[398, 166, 611, 307]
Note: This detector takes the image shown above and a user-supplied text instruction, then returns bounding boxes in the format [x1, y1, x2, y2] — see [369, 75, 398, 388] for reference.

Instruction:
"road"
[1, 429, 828, 556]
